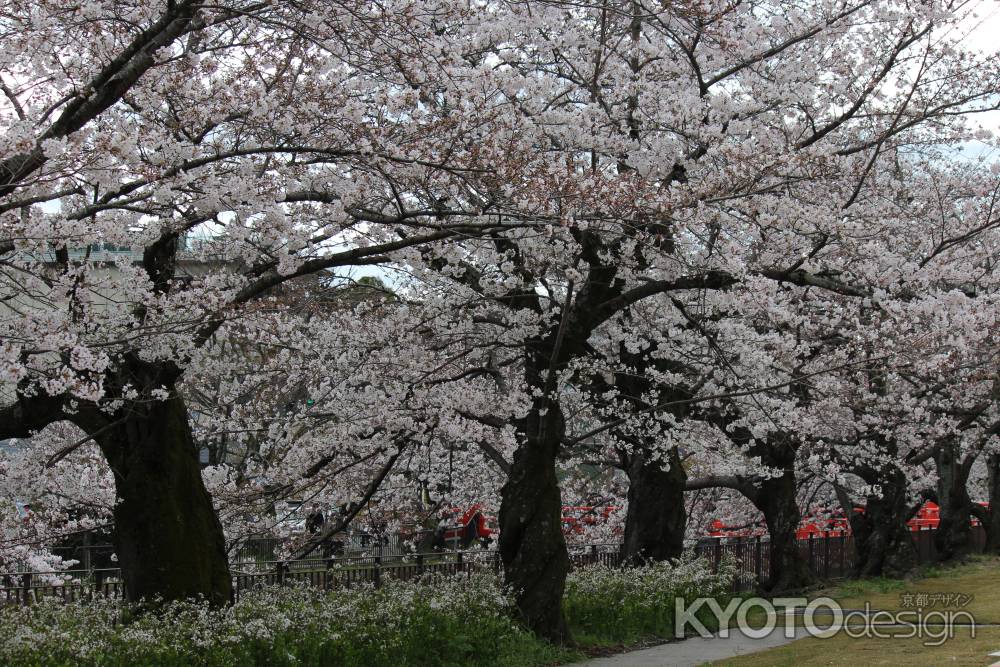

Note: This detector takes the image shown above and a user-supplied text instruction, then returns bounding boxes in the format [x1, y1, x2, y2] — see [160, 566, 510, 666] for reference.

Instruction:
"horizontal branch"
[566, 354, 890, 447]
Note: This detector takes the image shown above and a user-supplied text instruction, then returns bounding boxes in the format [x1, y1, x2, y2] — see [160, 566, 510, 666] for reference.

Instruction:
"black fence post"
[82, 531, 92, 574]
[824, 531, 830, 579]
[457, 551, 464, 575]
[417, 554, 425, 576]
[808, 533, 815, 575]
[276, 561, 286, 586]
[324, 557, 335, 590]
[755, 536, 763, 582]
[22, 573, 31, 606]
[374, 552, 382, 588]
[713, 540, 722, 573]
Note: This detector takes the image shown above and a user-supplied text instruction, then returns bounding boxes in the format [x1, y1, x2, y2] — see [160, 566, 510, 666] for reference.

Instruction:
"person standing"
[305, 503, 325, 535]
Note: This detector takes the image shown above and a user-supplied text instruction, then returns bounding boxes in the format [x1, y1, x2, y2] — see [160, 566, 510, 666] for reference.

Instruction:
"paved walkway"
[573, 627, 809, 667]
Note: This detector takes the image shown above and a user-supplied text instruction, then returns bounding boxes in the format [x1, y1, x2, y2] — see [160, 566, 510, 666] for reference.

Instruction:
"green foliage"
[0, 561, 736, 666]
[0, 576, 572, 667]
[563, 555, 737, 645]
[834, 576, 906, 597]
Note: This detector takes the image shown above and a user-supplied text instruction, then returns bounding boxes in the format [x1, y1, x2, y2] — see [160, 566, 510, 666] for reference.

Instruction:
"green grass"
[829, 555, 1000, 623]
[707, 556, 1000, 667]
[833, 576, 906, 598]
[708, 627, 999, 667]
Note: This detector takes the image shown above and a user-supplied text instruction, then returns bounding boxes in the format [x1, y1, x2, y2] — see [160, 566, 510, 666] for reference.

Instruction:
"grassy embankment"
[709, 555, 1000, 667]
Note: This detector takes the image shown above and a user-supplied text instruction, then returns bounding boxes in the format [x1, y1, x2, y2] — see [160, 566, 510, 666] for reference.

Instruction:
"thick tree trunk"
[740, 434, 814, 592]
[934, 444, 974, 561]
[844, 474, 917, 578]
[985, 453, 1000, 555]
[97, 392, 232, 607]
[935, 493, 974, 561]
[498, 397, 570, 644]
[622, 447, 686, 564]
[756, 470, 814, 591]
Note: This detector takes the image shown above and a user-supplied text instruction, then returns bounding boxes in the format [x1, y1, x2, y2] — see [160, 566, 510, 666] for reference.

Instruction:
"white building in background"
[0, 236, 233, 423]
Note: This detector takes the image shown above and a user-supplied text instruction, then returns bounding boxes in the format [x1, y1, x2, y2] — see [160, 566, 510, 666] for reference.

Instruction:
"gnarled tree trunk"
[622, 446, 686, 564]
[841, 472, 917, 578]
[738, 434, 814, 592]
[985, 453, 1000, 555]
[934, 443, 975, 561]
[755, 468, 814, 591]
[96, 388, 232, 607]
[498, 395, 570, 643]
[686, 435, 813, 591]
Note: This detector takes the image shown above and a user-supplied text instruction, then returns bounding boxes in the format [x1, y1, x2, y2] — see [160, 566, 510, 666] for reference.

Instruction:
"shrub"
[0, 575, 571, 667]
[563, 555, 737, 644]
[0, 559, 738, 664]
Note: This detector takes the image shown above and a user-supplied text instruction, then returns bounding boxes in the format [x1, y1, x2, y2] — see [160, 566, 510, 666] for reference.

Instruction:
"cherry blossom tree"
[414, 0, 998, 639]
[0, 0, 532, 606]
[2, 0, 998, 647]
